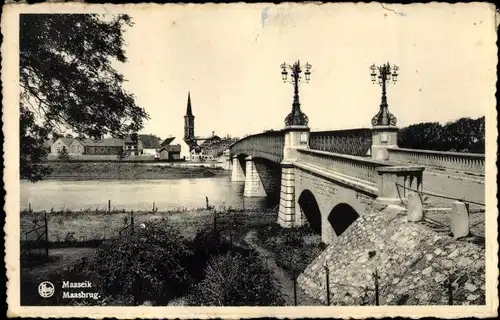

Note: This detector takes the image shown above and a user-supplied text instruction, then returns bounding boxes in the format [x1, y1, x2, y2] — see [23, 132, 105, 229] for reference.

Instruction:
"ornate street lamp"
[370, 62, 399, 126]
[281, 60, 312, 127]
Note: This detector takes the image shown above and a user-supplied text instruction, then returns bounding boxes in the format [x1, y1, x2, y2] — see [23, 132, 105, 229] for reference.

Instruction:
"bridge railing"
[309, 128, 372, 157]
[297, 148, 391, 185]
[230, 130, 285, 162]
[387, 147, 485, 175]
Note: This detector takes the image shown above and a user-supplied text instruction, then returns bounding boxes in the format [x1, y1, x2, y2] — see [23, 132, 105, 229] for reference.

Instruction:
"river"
[20, 176, 278, 212]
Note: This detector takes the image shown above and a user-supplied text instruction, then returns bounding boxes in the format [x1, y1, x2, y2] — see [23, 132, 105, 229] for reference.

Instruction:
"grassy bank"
[21, 209, 291, 306]
[29, 162, 227, 180]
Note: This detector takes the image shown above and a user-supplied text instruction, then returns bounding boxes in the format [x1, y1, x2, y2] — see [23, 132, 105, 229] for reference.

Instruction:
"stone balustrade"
[297, 148, 391, 185]
[376, 166, 425, 204]
[387, 147, 484, 175]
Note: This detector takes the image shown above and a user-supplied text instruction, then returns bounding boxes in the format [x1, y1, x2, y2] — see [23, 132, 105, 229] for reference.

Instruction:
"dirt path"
[243, 230, 321, 306]
[23, 247, 96, 279]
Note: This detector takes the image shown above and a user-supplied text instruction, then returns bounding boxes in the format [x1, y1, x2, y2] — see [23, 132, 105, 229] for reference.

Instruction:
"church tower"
[184, 91, 195, 141]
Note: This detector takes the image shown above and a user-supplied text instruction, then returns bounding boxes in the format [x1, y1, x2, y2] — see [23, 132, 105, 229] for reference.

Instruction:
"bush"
[187, 249, 285, 306]
[74, 219, 193, 305]
[256, 223, 323, 275]
[184, 229, 232, 282]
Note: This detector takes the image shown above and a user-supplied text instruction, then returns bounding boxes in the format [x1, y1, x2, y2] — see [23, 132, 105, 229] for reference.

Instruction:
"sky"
[110, 3, 496, 140]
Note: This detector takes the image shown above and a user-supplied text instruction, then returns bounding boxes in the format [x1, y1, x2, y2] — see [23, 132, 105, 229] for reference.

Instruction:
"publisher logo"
[38, 281, 55, 298]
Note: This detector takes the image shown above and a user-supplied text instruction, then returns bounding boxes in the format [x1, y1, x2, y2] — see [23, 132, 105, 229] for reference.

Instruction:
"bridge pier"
[278, 162, 296, 227]
[224, 156, 233, 171]
[243, 156, 266, 197]
[230, 156, 245, 182]
[278, 125, 310, 227]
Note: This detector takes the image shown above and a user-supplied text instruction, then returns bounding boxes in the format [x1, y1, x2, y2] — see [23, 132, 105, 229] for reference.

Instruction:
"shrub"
[187, 249, 285, 306]
[184, 229, 232, 282]
[74, 219, 193, 305]
[57, 146, 70, 161]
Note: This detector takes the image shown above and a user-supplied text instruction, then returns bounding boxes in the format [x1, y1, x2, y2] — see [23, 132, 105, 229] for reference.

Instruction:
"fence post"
[44, 211, 49, 259]
[29, 202, 32, 213]
[447, 275, 453, 305]
[131, 211, 135, 235]
[152, 201, 155, 212]
[293, 268, 297, 306]
[324, 265, 330, 306]
[206, 196, 210, 210]
[213, 211, 217, 232]
[374, 269, 380, 306]
[108, 199, 111, 212]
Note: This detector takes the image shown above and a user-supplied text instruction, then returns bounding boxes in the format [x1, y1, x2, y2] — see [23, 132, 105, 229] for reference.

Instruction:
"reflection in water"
[20, 176, 278, 212]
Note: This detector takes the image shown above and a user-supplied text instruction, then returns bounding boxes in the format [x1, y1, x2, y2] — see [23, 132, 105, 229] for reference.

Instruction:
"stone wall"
[294, 167, 376, 244]
[297, 205, 485, 305]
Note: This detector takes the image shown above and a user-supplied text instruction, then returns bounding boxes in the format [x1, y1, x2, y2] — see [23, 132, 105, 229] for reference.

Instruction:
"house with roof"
[84, 138, 124, 155]
[159, 144, 181, 161]
[124, 134, 161, 156]
[68, 138, 93, 155]
[138, 134, 161, 156]
[50, 137, 74, 155]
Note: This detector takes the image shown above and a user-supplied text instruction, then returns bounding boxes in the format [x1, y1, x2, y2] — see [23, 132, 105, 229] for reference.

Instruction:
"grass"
[33, 161, 227, 180]
[20, 208, 278, 247]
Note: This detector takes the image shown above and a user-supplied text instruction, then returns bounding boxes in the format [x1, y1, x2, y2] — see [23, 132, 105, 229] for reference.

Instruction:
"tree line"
[397, 116, 485, 154]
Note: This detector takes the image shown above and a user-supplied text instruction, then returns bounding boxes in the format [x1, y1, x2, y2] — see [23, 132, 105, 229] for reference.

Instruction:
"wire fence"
[291, 265, 462, 306]
[395, 183, 485, 207]
[395, 182, 485, 240]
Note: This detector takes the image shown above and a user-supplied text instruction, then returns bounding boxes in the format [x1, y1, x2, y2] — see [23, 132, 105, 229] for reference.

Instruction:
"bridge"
[228, 63, 485, 245]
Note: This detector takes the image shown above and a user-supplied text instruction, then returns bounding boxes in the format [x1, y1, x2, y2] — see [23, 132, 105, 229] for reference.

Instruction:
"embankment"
[297, 205, 485, 305]
[20, 209, 276, 244]
[31, 162, 226, 180]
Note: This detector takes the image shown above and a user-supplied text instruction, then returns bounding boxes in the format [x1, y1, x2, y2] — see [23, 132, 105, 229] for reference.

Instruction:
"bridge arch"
[298, 190, 322, 234]
[327, 203, 360, 237]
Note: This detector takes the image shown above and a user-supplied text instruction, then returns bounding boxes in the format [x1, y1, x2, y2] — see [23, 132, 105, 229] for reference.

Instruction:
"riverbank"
[29, 162, 227, 180]
[21, 208, 277, 244]
[21, 208, 324, 306]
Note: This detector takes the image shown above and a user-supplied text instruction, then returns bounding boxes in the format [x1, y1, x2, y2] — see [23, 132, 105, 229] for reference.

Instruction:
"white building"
[169, 136, 193, 160]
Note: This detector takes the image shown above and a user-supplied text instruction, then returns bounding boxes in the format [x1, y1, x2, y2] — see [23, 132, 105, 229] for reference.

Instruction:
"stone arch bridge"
[229, 126, 484, 245]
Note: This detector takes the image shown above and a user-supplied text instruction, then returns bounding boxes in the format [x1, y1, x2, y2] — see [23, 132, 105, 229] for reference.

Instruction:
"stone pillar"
[243, 156, 266, 197]
[230, 156, 245, 182]
[451, 201, 470, 239]
[407, 192, 423, 222]
[375, 166, 424, 205]
[278, 162, 295, 227]
[277, 125, 310, 228]
[283, 125, 310, 162]
[371, 125, 399, 161]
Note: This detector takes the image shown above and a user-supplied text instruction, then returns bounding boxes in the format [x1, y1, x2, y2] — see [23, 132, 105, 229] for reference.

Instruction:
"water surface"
[20, 177, 277, 212]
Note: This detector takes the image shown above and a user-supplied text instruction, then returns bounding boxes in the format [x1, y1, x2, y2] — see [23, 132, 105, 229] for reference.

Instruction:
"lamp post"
[281, 60, 312, 127]
[370, 62, 399, 126]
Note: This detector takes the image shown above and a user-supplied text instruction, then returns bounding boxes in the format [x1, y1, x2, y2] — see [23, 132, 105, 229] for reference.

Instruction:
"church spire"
[186, 91, 193, 116]
[184, 91, 195, 141]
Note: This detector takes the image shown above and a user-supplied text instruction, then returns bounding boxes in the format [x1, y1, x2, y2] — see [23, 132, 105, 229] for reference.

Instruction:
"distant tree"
[397, 122, 444, 150]
[57, 146, 70, 161]
[20, 14, 148, 182]
[397, 117, 485, 153]
[442, 117, 485, 153]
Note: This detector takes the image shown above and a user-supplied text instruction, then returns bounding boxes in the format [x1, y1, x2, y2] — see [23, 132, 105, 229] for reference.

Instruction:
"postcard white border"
[3, 2, 498, 318]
